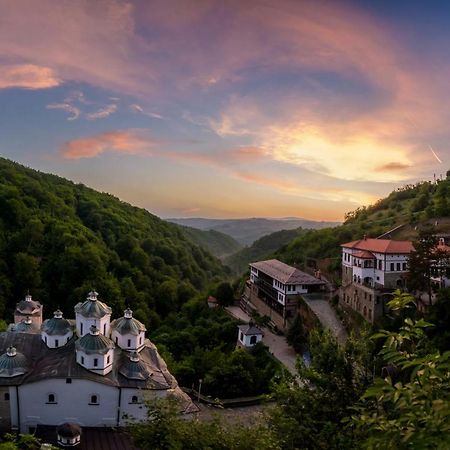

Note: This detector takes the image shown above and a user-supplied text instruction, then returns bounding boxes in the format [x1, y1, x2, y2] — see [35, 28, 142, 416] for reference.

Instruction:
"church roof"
[238, 323, 264, 336]
[76, 326, 114, 355]
[119, 351, 151, 380]
[74, 291, 112, 319]
[42, 310, 72, 336]
[110, 309, 146, 336]
[15, 294, 41, 315]
[9, 317, 39, 334]
[0, 347, 28, 377]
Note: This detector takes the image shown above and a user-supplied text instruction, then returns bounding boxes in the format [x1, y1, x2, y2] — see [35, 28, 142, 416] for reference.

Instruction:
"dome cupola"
[57, 423, 82, 447]
[75, 325, 114, 375]
[110, 308, 146, 351]
[74, 291, 112, 337]
[14, 294, 43, 328]
[9, 316, 39, 333]
[119, 351, 151, 380]
[41, 309, 73, 348]
[0, 346, 28, 377]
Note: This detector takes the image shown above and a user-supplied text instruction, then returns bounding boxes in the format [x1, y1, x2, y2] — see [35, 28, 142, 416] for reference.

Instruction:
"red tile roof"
[352, 250, 375, 259]
[341, 238, 414, 254]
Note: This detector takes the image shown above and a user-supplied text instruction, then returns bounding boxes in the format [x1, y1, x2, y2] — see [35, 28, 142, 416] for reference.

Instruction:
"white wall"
[111, 330, 145, 351]
[42, 331, 73, 349]
[238, 332, 263, 348]
[76, 349, 114, 375]
[19, 379, 120, 432]
[76, 314, 111, 337]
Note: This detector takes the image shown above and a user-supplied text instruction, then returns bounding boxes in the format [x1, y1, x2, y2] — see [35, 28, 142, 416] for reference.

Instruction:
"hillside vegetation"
[0, 157, 227, 325]
[168, 217, 340, 245]
[224, 228, 303, 273]
[274, 176, 450, 278]
[178, 226, 242, 259]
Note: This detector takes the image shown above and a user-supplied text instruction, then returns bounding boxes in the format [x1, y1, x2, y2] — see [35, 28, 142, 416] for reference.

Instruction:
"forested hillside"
[0, 157, 227, 326]
[274, 177, 450, 277]
[178, 226, 242, 259]
[224, 228, 303, 273]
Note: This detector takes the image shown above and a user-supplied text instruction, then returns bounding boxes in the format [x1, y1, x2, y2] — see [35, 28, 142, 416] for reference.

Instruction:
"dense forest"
[0, 157, 279, 399]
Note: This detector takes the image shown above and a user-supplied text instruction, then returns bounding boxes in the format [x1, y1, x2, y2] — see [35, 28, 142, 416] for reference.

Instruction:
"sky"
[1, 0, 449, 221]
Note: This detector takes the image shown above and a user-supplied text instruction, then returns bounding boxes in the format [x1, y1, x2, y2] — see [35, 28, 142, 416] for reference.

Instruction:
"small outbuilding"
[237, 322, 264, 348]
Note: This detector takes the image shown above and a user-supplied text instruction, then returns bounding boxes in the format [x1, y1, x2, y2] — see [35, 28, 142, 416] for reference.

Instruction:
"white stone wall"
[238, 332, 263, 348]
[76, 314, 110, 337]
[42, 331, 73, 349]
[19, 379, 119, 432]
[111, 330, 145, 351]
[76, 349, 114, 375]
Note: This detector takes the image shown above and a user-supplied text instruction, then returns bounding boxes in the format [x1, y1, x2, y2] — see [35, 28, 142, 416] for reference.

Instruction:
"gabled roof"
[341, 238, 414, 254]
[352, 250, 375, 259]
[238, 323, 264, 336]
[250, 259, 325, 285]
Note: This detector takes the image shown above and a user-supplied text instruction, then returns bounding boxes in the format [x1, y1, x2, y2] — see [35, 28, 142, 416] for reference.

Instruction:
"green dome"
[0, 347, 28, 377]
[110, 309, 146, 336]
[12, 317, 38, 333]
[74, 291, 111, 319]
[75, 325, 114, 355]
[42, 310, 72, 336]
[119, 351, 151, 380]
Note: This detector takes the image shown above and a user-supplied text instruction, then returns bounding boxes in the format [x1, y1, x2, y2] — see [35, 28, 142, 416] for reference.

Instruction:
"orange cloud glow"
[61, 130, 154, 160]
[0, 64, 60, 89]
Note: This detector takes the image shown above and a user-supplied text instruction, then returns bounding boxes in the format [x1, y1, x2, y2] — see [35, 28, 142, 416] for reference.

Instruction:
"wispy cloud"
[0, 64, 60, 90]
[86, 104, 118, 120]
[46, 103, 80, 121]
[130, 104, 163, 119]
[61, 130, 155, 160]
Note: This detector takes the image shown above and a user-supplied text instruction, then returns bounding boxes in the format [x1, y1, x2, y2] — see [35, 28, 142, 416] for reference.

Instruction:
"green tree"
[215, 282, 234, 306]
[351, 295, 450, 449]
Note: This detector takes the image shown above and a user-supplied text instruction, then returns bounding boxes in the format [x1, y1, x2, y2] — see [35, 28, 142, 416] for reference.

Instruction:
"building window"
[115, 336, 118, 344]
[89, 394, 99, 405]
[378, 260, 382, 270]
[103, 324, 106, 335]
[81, 356, 84, 365]
[139, 336, 143, 345]
[107, 355, 110, 364]
[403, 262, 407, 270]
[47, 393, 57, 404]
[80, 323, 83, 335]
[240, 332, 244, 341]
[397, 263, 401, 271]
[131, 395, 139, 404]
[250, 335, 257, 345]
[93, 358, 98, 367]
[390, 263, 395, 271]
[55, 339, 59, 348]
[4, 393, 9, 401]
[66, 378, 72, 384]
[127, 339, 131, 347]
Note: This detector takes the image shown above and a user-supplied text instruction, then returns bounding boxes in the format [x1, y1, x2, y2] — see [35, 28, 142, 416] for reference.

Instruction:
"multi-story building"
[242, 259, 325, 331]
[0, 291, 196, 436]
[340, 237, 414, 322]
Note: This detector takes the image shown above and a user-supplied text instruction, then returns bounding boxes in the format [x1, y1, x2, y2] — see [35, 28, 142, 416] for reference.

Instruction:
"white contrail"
[429, 145, 443, 163]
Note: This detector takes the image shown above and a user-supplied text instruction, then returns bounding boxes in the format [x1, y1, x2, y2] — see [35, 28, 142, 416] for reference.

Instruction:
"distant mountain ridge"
[167, 217, 340, 245]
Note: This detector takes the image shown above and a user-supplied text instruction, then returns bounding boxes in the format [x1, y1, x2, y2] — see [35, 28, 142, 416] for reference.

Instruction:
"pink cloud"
[0, 64, 60, 89]
[61, 130, 155, 160]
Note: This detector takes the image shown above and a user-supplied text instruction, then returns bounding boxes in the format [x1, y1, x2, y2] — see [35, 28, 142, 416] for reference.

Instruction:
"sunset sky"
[1, 0, 449, 220]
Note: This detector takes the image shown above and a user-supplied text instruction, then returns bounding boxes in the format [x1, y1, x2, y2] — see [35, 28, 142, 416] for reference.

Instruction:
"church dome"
[42, 310, 72, 336]
[16, 294, 40, 315]
[119, 351, 151, 380]
[110, 309, 146, 336]
[0, 347, 28, 377]
[11, 317, 38, 333]
[74, 291, 112, 319]
[76, 325, 114, 355]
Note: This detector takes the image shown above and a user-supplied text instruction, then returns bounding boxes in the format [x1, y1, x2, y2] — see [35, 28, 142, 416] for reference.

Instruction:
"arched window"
[131, 395, 138, 404]
[90, 394, 99, 404]
[47, 393, 56, 404]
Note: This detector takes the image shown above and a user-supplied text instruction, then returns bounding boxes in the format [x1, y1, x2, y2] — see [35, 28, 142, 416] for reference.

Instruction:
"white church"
[0, 291, 196, 439]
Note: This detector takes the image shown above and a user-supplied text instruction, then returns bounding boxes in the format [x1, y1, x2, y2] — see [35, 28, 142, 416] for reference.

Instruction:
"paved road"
[302, 295, 348, 345]
[226, 306, 298, 375]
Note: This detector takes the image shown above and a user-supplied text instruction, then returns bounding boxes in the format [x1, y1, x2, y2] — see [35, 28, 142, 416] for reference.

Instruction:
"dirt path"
[225, 306, 298, 375]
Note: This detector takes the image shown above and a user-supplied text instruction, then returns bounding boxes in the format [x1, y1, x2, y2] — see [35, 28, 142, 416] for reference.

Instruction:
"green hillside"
[178, 226, 242, 259]
[273, 177, 450, 279]
[224, 228, 303, 273]
[0, 157, 227, 325]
